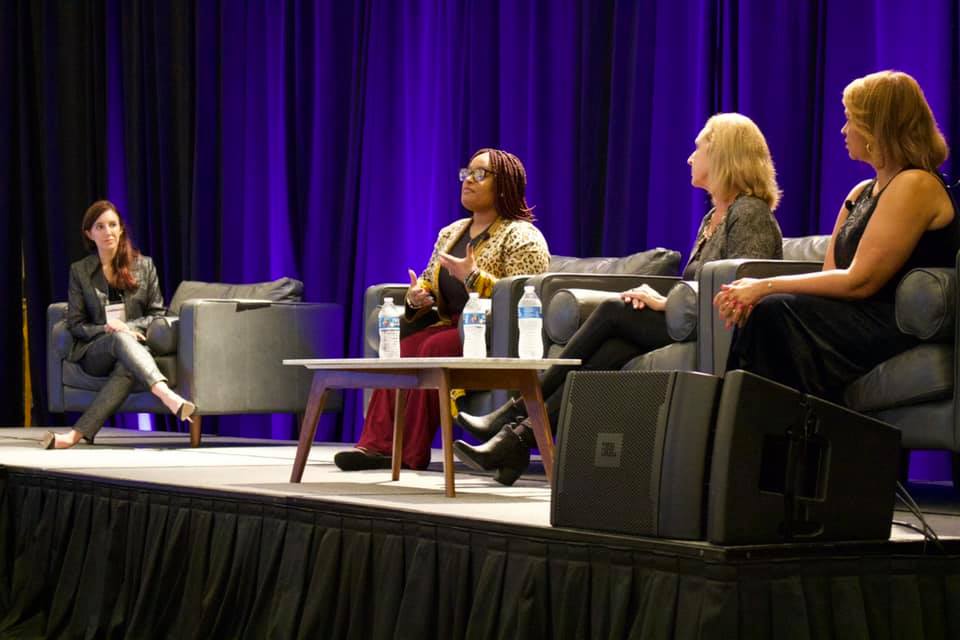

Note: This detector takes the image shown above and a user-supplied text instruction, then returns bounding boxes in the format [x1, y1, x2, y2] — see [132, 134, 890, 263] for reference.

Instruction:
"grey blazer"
[66, 254, 166, 362]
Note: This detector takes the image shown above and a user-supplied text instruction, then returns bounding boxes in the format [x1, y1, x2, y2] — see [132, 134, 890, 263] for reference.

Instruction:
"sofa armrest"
[698, 259, 822, 374]
[363, 283, 409, 358]
[178, 299, 344, 414]
[488, 275, 534, 357]
[47, 303, 70, 412]
[526, 273, 680, 350]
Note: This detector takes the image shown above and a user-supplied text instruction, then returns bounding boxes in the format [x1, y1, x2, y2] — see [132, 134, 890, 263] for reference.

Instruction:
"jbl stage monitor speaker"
[550, 370, 721, 539]
[707, 370, 901, 545]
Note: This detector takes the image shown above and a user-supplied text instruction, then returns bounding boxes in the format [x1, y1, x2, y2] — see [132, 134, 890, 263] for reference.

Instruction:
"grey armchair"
[363, 247, 682, 417]
[48, 278, 344, 446]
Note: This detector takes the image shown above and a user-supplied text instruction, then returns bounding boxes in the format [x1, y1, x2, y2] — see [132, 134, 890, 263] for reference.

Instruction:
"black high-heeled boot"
[455, 396, 527, 442]
[453, 420, 536, 486]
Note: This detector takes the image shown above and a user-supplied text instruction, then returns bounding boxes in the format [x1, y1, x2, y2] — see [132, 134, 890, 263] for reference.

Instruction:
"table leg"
[519, 372, 554, 484]
[433, 370, 456, 498]
[291, 373, 330, 483]
[391, 389, 407, 481]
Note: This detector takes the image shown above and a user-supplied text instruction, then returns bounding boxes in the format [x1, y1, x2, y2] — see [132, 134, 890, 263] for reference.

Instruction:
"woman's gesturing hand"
[620, 284, 667, 312]
[405, 269, 435, 309]
[438, 244, 476, 283]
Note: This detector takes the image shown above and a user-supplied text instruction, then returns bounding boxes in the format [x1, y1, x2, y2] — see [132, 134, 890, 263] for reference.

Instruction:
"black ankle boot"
[453, 423, 532, 486]
[455, 396, 527, 442]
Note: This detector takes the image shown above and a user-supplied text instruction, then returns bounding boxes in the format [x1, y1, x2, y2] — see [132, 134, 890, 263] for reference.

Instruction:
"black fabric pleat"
[3, 469, 960, 639]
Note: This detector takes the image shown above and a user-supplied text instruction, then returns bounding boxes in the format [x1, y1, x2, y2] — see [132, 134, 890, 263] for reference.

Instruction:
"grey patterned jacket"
[683, 195, 783, 280]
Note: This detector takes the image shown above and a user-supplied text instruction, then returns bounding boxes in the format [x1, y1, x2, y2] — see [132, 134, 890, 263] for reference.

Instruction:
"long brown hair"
[81, 200, 140, 291]
[470, 148, 536, 221]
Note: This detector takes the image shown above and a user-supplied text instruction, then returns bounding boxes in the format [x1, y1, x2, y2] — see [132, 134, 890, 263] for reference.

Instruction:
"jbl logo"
[594, 433, 623, 468]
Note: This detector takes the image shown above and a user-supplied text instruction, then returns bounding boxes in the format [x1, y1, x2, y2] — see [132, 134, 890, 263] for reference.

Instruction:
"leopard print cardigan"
[409, 216, 550, 325]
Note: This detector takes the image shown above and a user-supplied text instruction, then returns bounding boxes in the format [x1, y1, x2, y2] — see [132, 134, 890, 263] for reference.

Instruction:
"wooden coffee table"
[283, 357, 580, 497]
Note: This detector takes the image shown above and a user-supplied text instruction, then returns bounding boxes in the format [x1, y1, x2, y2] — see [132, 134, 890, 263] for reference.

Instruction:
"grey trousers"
[74, 332, 168, 441]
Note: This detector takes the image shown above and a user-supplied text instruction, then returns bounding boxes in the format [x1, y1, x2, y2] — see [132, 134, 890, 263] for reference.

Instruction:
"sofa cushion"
[844, 343, 952, 412]
[664, 281, 698, 342]
[168, 277, 304, 315]
[545, 289, 620, 345]
[781, 235, 830, 262]
[895, 268, 954, 342]
[621, 341, 697, 372]
[63, 355, 178, 392]
[548, 247, 680, 277]
[146, 316, 179, 356]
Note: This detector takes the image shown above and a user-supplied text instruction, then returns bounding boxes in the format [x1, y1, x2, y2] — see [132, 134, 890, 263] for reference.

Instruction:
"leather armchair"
[48, 278, 344, 446]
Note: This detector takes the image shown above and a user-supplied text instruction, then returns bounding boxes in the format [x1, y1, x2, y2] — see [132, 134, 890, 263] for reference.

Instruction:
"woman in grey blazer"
[42, 200, 196, 449]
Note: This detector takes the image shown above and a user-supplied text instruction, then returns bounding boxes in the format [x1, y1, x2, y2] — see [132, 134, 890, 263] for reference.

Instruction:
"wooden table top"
[283, 357, 581, 370]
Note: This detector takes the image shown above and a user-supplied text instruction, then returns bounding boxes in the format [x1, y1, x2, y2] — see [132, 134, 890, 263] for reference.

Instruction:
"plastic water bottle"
[462, 292, 487, 359]
[378, 297, 402, 359]
[517, 285, 543, 359]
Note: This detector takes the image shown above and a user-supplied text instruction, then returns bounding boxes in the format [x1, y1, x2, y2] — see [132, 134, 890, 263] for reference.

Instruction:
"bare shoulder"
[884, 170, 953, 227]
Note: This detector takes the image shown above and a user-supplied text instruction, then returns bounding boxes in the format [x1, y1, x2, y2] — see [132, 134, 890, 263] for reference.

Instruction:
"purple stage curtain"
[2, 1, 959, 450]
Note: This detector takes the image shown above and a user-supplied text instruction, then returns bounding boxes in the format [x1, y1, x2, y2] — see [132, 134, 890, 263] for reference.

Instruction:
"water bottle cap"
[383, 297, 393, 304]
[524, 285, 535, 292]
[469, 292, 479, 299]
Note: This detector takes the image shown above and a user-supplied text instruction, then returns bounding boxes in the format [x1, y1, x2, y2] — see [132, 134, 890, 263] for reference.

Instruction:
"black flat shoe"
[455, 396, 527, 442]
[334, 448, 392, 471]
[40, 432, 56, 450]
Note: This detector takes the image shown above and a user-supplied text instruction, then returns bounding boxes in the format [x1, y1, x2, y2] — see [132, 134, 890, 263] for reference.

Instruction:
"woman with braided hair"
[334, 148, 550, 471]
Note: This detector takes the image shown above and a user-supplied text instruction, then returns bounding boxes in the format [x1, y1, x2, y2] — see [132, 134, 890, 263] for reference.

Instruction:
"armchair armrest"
[528, 273, 681, 349]
[178, 299, 344, 414]
[47, 303, 70, 412]
[363, 283, 409, 358]
[698, 259, 822, 374]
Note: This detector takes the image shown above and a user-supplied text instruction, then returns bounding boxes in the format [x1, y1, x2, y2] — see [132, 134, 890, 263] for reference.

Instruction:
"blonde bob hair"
[699, 112, 781, 211]
[843, 70, 948, 171]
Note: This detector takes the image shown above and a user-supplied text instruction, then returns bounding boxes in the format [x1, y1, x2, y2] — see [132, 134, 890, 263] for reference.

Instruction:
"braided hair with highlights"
[470, 148, 535, 221]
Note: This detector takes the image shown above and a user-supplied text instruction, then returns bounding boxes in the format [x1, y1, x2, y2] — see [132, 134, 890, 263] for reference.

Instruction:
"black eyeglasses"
[459, 167, 496, 183]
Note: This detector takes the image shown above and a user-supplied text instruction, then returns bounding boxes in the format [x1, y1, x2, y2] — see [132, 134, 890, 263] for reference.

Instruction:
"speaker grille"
[553, 371, 672, 534]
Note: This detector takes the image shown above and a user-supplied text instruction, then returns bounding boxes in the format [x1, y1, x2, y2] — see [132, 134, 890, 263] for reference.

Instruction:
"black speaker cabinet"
[707, 370, 901, 545]
[550, 370, 721, 539]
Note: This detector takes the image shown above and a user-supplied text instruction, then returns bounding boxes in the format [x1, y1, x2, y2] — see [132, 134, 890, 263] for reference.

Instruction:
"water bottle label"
[379, 316, 400, 330]
[463, 312, 485, 326]
[518, 306, 542, 320]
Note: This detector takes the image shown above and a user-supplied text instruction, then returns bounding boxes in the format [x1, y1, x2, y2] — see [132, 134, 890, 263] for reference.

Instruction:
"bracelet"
[464, 268, 480, 289]
[405, 291, 422, 309]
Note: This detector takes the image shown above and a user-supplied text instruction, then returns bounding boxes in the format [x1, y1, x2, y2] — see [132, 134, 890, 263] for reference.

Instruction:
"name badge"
[105, 302, 127, 323]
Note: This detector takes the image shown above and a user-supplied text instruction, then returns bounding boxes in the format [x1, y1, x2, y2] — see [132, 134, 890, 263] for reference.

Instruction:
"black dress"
[728, 174, 960, 401]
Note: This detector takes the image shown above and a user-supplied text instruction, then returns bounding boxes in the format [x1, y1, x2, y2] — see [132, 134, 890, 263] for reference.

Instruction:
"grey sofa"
[48, 278, 344, 446]
[696, 244, 960, 483]
[362, 247, 682, 417]
[583, 234, 959, 482]
[544, 236, 832, 374]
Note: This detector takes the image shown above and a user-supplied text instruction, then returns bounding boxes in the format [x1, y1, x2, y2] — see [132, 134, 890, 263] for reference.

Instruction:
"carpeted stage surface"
[0, 427, 955, 540]
[1, 427, 959, 638]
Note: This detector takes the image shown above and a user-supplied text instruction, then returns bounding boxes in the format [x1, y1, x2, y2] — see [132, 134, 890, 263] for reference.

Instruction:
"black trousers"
[74, 332, 167, 440]
[728, 293, 918, 402]
[538, 298, 673, 423]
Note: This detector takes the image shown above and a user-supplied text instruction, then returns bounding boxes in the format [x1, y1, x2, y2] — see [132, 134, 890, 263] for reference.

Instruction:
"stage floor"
[1, 427, 958, 553]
